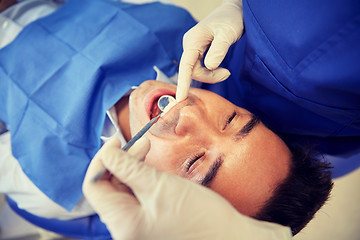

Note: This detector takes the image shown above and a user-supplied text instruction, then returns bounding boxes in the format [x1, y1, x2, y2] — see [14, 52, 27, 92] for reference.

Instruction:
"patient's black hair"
[254, 144, 333, 236]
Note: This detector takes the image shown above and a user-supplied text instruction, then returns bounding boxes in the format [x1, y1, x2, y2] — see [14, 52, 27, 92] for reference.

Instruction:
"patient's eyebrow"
[234, 114, 260, 141]
[200, 115, 260, 187]
[201, 155, 224, 186]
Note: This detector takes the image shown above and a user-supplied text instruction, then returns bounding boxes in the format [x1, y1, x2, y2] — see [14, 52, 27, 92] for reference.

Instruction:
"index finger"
[176, 49, 199, 101]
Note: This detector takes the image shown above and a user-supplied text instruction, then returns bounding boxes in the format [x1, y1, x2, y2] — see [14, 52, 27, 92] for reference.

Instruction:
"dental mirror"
[158, 95, 176, 113]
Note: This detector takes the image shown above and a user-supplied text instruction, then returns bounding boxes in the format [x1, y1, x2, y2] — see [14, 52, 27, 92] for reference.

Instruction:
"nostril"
[174, 119, 188, 136]
[174, 106, 196, 135]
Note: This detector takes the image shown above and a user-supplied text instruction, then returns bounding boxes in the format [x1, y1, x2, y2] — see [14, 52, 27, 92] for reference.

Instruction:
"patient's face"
[129, 80, 291, 216]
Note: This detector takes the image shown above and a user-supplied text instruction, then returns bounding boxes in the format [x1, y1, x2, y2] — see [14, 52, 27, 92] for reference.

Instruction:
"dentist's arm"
[83, 136, 292, 240]
[177, 0, 244, 101]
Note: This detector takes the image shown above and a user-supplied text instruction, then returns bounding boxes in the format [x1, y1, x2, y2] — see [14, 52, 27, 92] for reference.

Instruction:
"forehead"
[208, 121, 291, 216]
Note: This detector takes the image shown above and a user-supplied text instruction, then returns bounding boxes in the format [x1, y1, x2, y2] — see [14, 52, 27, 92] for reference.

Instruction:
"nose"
[175, 106, 208, 136]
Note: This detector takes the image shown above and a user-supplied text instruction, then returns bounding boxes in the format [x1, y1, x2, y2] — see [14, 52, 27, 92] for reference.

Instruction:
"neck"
[114, 96, 131, 141]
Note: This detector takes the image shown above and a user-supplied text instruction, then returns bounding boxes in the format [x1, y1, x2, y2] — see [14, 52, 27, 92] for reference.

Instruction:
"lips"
[146, 89, 174, 119]
[145, 88, 192, 137]
[148, 92, 176, 119]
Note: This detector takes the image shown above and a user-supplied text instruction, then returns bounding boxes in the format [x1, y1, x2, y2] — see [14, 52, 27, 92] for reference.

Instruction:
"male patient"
[0, 77, 332, 235]
[0, 0, 332, 237]
[110, 79, 333, 235]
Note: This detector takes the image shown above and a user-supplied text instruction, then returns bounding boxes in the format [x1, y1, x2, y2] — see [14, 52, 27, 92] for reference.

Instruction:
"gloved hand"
[83, 136, 292, 240]
[177, 0, 244, 101]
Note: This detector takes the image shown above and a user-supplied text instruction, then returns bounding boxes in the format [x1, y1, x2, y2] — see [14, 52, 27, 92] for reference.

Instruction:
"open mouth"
[149, 94, 176, 119]
[150, 96, 162, 119]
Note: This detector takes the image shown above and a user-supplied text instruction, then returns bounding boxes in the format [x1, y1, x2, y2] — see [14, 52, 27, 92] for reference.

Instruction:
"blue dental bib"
[0, 0, 196, 210]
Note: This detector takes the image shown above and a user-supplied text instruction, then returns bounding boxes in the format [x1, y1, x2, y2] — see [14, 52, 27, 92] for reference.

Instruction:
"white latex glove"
[83, 136, 292, 240]
[177, 0, 244, 101]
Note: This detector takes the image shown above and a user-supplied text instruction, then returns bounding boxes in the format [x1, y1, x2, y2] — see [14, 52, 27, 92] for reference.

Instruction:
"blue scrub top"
[0, 0, 196, 210]
[206, 0, 360, 177]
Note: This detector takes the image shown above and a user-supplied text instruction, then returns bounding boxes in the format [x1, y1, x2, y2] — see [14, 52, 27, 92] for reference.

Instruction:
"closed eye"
[186, 152, 205, 172]
[224, 111, 236, 129]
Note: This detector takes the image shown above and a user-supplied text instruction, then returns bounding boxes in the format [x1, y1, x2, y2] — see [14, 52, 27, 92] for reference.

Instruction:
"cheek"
[129, 112, 144, 136]
[144, 140, 181, 174]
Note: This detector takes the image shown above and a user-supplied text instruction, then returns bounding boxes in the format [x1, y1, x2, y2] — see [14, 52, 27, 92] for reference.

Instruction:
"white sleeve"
[0, 132, 96, 220]
[0, 0, 62, 48]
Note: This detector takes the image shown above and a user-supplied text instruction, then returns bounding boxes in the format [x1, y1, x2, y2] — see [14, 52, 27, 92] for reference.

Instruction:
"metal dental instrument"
[91, 112, 161, 183]
[92, 95, 177, 183]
